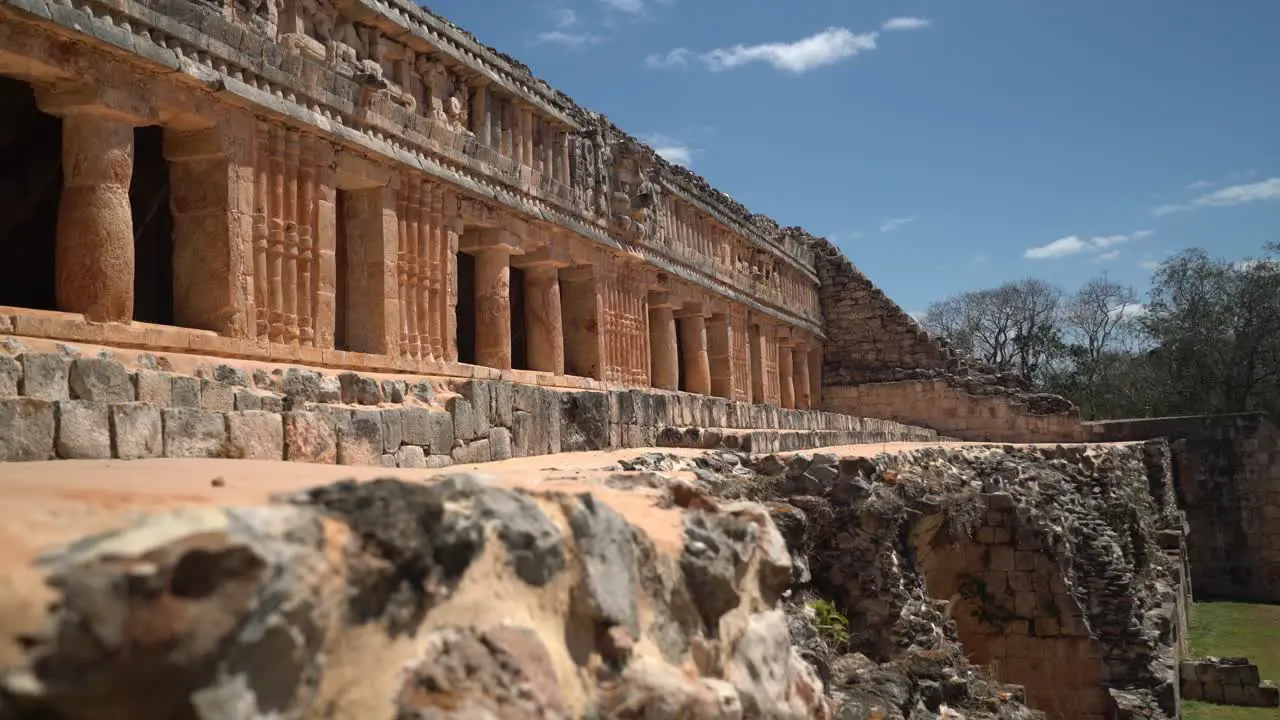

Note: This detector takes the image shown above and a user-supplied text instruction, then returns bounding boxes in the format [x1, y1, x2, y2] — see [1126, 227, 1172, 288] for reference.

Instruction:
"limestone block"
[0, 398, 55, 460]
[260, 395, 285, 413]
[339, 372, 381, 405]
[162, 408, 227, 458]
[492, 382, 513, 428]
[401, 407, 432, 446]
[561, 392, 610, 452]
[425, 454, 454, 469]
[55, 400, 112, 459]
[111, 403, 163, 460]
[427, 412, 455, 455]
[381, 409, 402, 453]
[449, 396, 478, 442]
[69, 358, 134, 404]
[20, 353, 69, 400]
[380, 454, 397, 467]
[512, 410, 532, 458]
[281, 368, 322, 404]
[396, 444, 427, 468]
[0, 355, 20, 397]
[171, 375, 201, 408]
[381, 380, 407, 403]
[234, 389, 263, 411]
[283, 411, 338, 464]
[459, 381, 492, 437]
[318, 375, 341, 403]
[201, 379, 236, 412]
[338, 409, 383, 465]
[212, 364, 251, 387]
[226, 411, 284, 461]
[134, 370, 172, 406]
[490, 427, 512, 461]
[452, 438, 491, 465]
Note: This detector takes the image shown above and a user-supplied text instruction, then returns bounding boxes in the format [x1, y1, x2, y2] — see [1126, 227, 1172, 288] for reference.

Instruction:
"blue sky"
[428, 0, 1280, 314]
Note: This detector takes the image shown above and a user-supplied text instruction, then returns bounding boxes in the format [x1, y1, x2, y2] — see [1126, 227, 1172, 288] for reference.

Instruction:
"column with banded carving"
[313, 140, 337, 350]
[282, 130, 300, 345]
[297, 134, 317, 347]
[730, 304, 750, 402]
[267, 124, 286, 343]
[398, 176, 417, 357]
[442, 190, 460, 362]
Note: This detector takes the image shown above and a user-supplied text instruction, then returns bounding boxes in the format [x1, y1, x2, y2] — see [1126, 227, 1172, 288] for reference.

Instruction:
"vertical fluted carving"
[404, 178, 420, 357]
[252, 122, 270, 341]
[297, 134, 315, 347]
[267, 124, 285, 344]
[396, 177, 410, 355]
[422, 182, 439, 360]
[283, 129, 300, 345]
[442, 189, 459, 362]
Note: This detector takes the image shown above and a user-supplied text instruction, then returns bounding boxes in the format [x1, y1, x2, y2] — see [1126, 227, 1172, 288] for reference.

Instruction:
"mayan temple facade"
[0, 0, 1094, 462]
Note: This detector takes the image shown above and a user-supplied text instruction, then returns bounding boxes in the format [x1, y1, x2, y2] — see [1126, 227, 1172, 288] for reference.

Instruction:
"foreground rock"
[0, 471, 837, 719]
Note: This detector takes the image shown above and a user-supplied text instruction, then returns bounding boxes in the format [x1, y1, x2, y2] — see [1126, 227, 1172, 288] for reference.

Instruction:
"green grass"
[1182, 602, 1280, 720]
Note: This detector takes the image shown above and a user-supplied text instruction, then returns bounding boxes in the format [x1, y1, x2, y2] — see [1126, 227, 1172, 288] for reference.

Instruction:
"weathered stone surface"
[133, 369, 172, 406]
[283, 411, 338, 464]
[281, 368, 321, 405]
[381, 379, 406, 403]
[339, 372, 381, 405]
[381, 409, 402, 453]
[111, 402, 163, 460]
[561, 391, 609, 452]
[448, 396, 478, 442]
[0, 355, 20, 398]
[338, 409, 383, 465]
[396, 444, 427, 468]
[233, 389, 262, 411]
[20, 353, 68, 401]
[68, 358, 134, 404]
[162, 408, 227, 458]
[212, 363, 250, 387]
[55, 400, 111, 459]
[489, 426, 512, 461]
[171, 375, 201, 408]
[0, 397, 55, 460]
[567, 493, 638, 631]
[200, 379, 235, 412]
[452, 438, 490, 465]
[226, 411, 284, 461]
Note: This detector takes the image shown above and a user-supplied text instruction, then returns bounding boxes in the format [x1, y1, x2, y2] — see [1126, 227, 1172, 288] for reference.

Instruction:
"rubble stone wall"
[824, 379, 1084, 444]
[1085, 413, 1280, 603]
[0, 348, 941, 468]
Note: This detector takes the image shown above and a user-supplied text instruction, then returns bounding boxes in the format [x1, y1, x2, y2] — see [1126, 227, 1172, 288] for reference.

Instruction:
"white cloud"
[1025, 236, 1087, 260]
[535, 30, 604, 47]
[1132, 229, 1155, 239]
[1024, 230, 1148, 260]
[1154, 177, 1280, 215]
[701, 27, 879, 74]
[602, 0, 644, 12]
[879, 216, 916, 233]
[1109, 303, 1146, 320]
[882, 16, 932, 31]
[554, 8, 577, 27]
[640, 133, 694, 167]
[645, 48, 691, 68]
[1138, 259, 1161, 271]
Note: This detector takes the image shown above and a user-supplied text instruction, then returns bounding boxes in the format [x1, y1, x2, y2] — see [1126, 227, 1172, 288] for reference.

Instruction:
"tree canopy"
[918, 244, 1280, 420]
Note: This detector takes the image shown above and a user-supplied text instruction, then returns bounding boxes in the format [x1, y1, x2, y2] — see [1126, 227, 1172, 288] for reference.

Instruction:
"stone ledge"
[0, 344, 941, 469]
[1180, 658, 1280, 707]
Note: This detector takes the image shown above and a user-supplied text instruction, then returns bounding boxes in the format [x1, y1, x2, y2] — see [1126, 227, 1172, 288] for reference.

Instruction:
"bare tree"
[922, 278, 1063, 382]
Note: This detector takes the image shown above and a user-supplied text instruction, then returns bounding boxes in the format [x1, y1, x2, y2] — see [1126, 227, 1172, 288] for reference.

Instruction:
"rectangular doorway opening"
[749, 323, 764, 404]
[131, 125, 175, 325]
[510, 265, 527, 370]
[675, 317, 688, 392]
[0, 76, 61, 311]
[334, 190, 351, 351]
[456, 250, 477, 365]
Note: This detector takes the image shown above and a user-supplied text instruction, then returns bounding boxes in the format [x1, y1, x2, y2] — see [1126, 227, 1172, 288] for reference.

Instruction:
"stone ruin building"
[0, 0, 1277, 717]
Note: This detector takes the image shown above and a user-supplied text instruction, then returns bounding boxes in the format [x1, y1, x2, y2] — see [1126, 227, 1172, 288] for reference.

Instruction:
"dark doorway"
[510, 265, 527, 370]
[456, 250, 476, 364]
[0, 76, 61, 311]
[131, 125, 175, 325]
[334, 190, 350, 351]
[675, 317, 688, 391]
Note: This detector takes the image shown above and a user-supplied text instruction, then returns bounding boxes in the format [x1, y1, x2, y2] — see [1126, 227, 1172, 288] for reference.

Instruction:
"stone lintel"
[675, 303, 710, 320]
[162, 128, 226, 163]
[648, 291, 679, 310]
[460, 228, 524, 255]
[334, 149, 399, 190]
[559, 265, 595, 284]
[510, 244, 570, 269]
[36, 84, 157, 125]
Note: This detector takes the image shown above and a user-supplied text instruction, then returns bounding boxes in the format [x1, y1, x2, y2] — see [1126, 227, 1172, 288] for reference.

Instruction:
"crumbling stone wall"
[1085, 413, 1280, 602]
[0, 345, 940, 467]
[824, 380, 1083, 444]
[716, 441, 1187, 720]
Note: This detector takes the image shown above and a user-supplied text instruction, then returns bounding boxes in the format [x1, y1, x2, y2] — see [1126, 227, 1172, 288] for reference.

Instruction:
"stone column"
[471, 80, 490, 146]
[40, 93, 141, 323]
[793, 343, 811, 410]
[707, 312, 733, 400]
[779, 340, 795, 410]
[648, 291, 679, 391]
[474, 247, 512, 370]
[677, 305, 711, 396]
[748, 321, 765, 404]
[515, 244, 570, 375]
